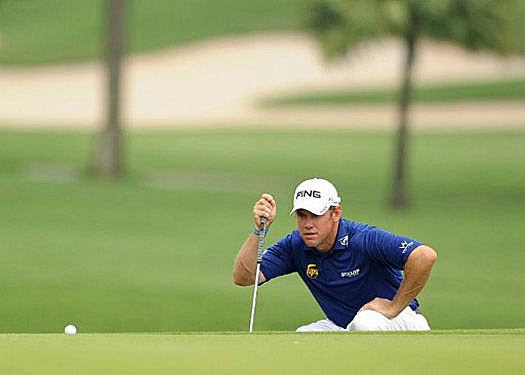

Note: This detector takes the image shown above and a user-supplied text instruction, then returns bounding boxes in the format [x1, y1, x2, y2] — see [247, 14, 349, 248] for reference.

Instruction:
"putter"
[249, 216, 267, 333]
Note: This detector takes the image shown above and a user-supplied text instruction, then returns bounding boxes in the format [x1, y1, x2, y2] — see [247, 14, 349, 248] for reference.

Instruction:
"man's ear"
[333, 205, 342, 221]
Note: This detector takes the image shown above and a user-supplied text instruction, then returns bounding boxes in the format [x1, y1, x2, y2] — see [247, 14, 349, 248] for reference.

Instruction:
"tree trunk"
[390, 12, 419, 209]
[94, 0, 125, 177]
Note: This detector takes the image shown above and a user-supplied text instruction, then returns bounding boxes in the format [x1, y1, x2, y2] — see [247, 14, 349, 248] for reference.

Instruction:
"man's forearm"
[392, 245, 437, 314]
[233, 233, 262, 286]
[234, 193, 275, 286]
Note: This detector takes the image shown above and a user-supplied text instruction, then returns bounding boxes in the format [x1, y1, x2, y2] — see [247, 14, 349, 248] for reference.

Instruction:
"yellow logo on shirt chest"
[306, 264, 319, 279]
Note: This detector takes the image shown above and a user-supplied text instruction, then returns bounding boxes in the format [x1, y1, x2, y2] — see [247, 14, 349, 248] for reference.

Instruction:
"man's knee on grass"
[347, 310, 390, 331]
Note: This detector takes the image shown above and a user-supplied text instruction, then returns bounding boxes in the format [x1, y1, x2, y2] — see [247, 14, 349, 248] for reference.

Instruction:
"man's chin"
[303, 238, 318, 248]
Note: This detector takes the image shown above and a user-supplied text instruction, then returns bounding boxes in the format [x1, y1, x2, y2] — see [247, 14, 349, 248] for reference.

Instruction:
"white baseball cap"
[290, 178, 341, 216]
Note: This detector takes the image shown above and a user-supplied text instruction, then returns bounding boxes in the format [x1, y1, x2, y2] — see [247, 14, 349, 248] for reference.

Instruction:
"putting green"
[0, 330, 523, 374]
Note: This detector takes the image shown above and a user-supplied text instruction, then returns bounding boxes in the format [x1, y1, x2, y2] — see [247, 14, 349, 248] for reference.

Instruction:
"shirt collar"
[332, 220, 351, 251]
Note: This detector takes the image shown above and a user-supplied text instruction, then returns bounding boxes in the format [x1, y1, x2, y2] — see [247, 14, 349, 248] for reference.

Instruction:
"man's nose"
[304, 218, 314, 228]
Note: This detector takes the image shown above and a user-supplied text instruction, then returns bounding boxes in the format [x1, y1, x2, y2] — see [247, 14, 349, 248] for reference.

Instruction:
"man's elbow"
[419, 245, 438, 267]
[233, 269, 252, 287]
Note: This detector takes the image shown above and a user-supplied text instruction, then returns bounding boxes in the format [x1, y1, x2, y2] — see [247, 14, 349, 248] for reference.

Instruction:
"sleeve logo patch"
[306, 264, 319, 279]
[399, 241, 414, 254]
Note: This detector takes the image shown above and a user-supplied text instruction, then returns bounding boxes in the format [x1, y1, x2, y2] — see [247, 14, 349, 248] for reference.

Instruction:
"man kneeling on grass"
[233, 178, 437, 332]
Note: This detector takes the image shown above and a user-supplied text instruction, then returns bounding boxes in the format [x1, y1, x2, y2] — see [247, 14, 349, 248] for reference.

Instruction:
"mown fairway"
[1, 130, 524, 333]
[0, 0, 301, 65]
[1, 0, 524, 65]
[262, 79, 525, 106]
[0, 330, 524, 374]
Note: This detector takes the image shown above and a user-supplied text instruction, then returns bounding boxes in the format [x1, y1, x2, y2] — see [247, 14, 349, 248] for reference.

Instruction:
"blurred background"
[0, 0, 524, 333]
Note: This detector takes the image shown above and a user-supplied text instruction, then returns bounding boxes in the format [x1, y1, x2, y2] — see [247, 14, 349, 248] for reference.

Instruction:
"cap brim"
[289, 203, 326, 216]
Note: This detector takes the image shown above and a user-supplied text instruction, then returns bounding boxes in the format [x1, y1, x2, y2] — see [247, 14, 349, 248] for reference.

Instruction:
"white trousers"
[296, 307, 431, 332]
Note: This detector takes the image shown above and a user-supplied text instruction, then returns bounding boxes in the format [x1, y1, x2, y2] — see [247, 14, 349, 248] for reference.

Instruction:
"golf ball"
[64, 324, 77, 335]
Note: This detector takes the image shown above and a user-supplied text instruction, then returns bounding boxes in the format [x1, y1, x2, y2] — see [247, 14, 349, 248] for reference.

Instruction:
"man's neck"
[315, 221, 340, 253]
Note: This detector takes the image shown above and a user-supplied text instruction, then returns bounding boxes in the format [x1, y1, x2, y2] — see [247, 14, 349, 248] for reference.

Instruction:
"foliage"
[306, 0, 517, 59]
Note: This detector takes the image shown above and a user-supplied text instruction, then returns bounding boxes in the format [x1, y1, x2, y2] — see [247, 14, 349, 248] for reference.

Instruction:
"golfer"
[233, 178, 437, 331]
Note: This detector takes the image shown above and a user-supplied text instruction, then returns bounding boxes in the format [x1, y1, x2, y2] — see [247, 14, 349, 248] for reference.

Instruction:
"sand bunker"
[1, 32, 524, 131]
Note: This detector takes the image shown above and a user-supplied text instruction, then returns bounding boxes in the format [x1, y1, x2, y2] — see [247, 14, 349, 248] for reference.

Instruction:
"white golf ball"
[64, 324, 77, 335]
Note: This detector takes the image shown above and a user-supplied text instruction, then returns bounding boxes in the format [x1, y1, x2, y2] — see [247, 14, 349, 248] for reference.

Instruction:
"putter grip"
[256, 217, 267, 263]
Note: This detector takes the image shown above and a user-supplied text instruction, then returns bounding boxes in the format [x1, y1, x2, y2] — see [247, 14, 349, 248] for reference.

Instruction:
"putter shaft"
[249, 263, 261, 333]
[249, 217, 267, 332]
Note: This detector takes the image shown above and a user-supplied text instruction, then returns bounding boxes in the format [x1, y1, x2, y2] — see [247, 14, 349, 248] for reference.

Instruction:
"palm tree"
[307, 0, 514, 208]
[94, 0, 126, 177]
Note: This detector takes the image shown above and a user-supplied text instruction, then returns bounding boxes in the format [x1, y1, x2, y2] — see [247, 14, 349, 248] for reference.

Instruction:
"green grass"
[0, 0, 301, 65]
[261, 78, 525, 106]
[1, 129, 525, 333]
[510, 0, 525, 53]
[1, 0, 523, 66]
[0, 331, 524, 374]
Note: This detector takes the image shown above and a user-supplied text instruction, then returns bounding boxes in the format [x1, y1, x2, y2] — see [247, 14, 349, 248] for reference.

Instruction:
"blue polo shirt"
[260, 219, 423, 328]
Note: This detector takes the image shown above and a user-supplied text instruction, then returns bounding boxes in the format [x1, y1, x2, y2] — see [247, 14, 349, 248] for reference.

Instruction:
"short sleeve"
[260, 234, 296, 282]
[361, 228, 422, 269]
